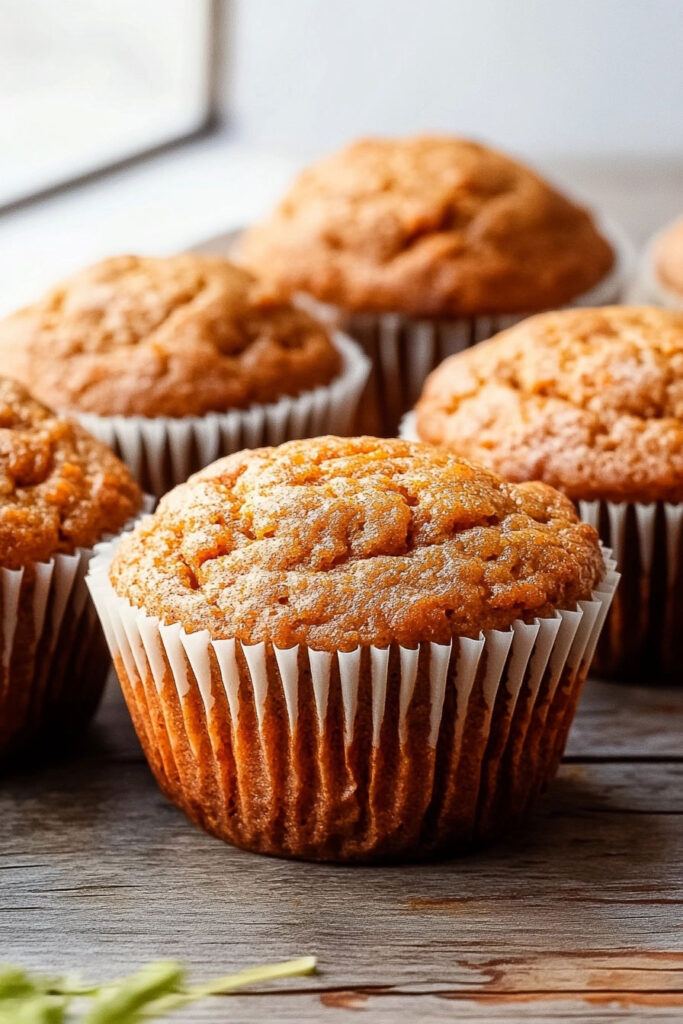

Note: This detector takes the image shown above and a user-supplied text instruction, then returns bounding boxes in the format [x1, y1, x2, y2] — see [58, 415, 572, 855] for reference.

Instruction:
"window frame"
[0, 0, 225, 216]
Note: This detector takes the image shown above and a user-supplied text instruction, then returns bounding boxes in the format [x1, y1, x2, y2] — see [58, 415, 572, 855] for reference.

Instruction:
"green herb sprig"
[0, 956, 316, 1023]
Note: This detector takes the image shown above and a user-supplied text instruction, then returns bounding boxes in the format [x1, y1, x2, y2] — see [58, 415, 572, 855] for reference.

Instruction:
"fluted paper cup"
[322, 218, 632, 435]
[75, 332, 370, 497]
[579, 500, 682, 684]
[0, 498, 154, 761]
[87, 537, 618, 862]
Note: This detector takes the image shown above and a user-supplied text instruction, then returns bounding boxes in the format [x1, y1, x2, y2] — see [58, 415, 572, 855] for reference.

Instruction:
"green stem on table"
[142, 956, 317, 1018]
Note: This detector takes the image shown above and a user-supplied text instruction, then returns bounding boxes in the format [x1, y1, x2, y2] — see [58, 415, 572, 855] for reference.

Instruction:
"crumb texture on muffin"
[0, 255, 341, 417]
[654, 216, 683, 297]
[0, 377, 142, 568]
[416, 306, 683, 503]
[239, 136, 614, 317]
[110, 436, 603, 650]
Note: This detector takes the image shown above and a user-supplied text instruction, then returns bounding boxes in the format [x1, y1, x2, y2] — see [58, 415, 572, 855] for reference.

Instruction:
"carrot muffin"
[88, 436, 615, 862]
[238, 136, 622, 433]
[0, 377, 142, 759]
[0, 255, 368, 494]
[414, 306, 683, 682]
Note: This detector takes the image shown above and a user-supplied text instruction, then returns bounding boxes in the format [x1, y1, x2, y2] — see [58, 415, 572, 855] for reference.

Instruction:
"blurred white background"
[231, 0, 683, 158]
[0, 0, 681, 314]
[0, 0, 212, 207]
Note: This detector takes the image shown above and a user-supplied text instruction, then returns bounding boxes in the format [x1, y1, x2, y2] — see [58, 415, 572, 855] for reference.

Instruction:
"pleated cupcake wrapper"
[579, 499, 683, 682]
[317, 217, 633, 435]
[87, 537, 618, 861]
[0, 497, 155, 757]
[74, 331, 370, 497]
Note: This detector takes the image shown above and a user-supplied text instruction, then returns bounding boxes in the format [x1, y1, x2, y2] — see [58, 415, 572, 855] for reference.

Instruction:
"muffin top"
[238, 136, 614, 317]
[110, 436, 603, 651]
[654, 216, 683, 298]
[0, 377, 142, 569]
[415, 306, 683, 504]
[0, 255, 341, 418]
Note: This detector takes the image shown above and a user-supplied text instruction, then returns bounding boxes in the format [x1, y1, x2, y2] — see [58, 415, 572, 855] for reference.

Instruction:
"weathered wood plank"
[149, 990, 683, 1023]
[2, 758, 681, 990]
[566, 680, 683, 759]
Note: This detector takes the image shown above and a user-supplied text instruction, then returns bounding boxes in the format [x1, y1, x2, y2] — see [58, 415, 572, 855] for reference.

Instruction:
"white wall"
[230, 0, 683, 159]
[0, 0, 212, 205]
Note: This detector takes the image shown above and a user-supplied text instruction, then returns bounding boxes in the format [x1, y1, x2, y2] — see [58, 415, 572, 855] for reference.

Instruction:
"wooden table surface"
[2, 674, 682, 1023]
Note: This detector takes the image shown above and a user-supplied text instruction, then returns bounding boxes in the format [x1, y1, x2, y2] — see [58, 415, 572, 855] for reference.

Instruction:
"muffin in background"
[238, 136, 627, 433]
[632, 216, 683, 308]
[411, 306, 682, 684]
[0, 255, 369, 495]
[88, 436, 616, 862]
[0, 377, 143, 760]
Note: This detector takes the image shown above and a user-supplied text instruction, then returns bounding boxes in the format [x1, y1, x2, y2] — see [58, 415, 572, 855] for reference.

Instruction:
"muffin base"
[88, 542, 617, 863]
[333, 219, 632, 435]
[75, 332, 369, 497]
[580, 500, 682, 685]
[0, 551, 106, 760]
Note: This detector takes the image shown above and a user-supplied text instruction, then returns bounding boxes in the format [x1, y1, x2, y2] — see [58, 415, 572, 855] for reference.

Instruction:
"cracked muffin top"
[415, 307, 683, 504]
[238, 136, 614, 317]
[654, 216, 683, 298]
[0, 254, 342, 418]
[0, 377, 142, 569]
[110, 435, 603, 650]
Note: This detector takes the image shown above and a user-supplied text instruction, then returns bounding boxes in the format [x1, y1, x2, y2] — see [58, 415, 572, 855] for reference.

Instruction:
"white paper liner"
[579, 498, 682, 680]
[627, 225, 683, 307]
[87, 536, 618, 859]
[73, 331, 370, 496]
[0, 496, 154, 756]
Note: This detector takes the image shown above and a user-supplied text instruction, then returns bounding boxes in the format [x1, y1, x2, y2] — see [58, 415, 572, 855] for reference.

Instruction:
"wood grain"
[2, 699, 682, 1008]
[143, 991, 683, 1023]
[2, 677, 682, 1022]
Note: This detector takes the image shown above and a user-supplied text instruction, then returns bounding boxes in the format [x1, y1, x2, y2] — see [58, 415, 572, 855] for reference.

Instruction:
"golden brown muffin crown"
[0, 377, 142, 568]
[415, 306, 683, 503]
[110, 436, 603, 651]
[0, 255, 341, 418]
[238, 136, 614, 317]
[654, 216, 683, 297]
